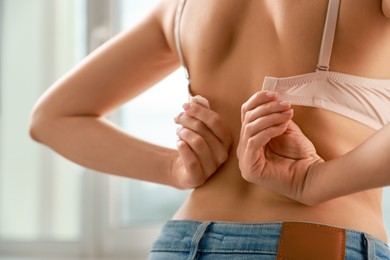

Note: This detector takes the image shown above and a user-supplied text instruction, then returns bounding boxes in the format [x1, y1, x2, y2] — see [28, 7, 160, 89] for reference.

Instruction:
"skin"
[384, 0, 390, 18]
[30, 0, 390, 242]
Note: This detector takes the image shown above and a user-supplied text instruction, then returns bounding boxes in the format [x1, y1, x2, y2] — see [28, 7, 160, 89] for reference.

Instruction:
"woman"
[29, 0, 390, 258]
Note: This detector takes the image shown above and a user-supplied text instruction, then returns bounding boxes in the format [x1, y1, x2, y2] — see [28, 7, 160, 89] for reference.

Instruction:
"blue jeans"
[148, 220, 390, 260]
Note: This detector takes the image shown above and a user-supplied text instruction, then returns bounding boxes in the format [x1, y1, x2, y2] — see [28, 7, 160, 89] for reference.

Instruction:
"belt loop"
[187, 221, 211, 260]
[364, 233, 377, 260]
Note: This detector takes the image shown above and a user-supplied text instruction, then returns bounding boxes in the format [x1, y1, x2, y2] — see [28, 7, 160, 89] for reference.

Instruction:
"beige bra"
[175, 0, 390, 130]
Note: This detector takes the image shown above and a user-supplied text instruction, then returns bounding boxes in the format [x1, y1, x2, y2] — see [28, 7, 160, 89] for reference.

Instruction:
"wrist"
[168, 151, 185, 190]
[299, 159, 326, 206]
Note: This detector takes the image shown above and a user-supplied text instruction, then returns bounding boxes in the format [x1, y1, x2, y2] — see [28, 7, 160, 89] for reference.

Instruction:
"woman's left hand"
[237, 91, 323, 205]
[173, 99, 232, 189]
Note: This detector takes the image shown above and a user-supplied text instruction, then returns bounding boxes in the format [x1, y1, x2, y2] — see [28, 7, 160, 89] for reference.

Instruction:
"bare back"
[160, 0, 390, 241]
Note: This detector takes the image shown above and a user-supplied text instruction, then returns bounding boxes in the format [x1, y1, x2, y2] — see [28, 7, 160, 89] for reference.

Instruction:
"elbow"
[28, 110, 44, 143]
[28, 106, 52, 144]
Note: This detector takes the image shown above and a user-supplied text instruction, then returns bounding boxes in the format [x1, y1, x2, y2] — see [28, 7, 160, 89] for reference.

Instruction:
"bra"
[175, 0, 390, 130]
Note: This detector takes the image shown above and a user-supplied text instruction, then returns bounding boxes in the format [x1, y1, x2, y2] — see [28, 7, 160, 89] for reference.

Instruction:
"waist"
[151, 220, 390, 258]
[172, 106, 386, 240]
[173, 175, 387, 242]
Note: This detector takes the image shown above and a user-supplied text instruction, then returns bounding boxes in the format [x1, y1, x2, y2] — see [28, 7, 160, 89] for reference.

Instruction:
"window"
[0, 0, 85, 240]
[0, 0, 86, 256]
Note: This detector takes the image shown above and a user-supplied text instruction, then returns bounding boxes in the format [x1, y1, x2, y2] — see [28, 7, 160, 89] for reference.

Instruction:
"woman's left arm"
[305, 123, 390, 205]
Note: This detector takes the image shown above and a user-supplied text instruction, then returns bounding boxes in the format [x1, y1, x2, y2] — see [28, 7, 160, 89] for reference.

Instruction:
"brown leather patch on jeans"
[276, 222, 346, 260]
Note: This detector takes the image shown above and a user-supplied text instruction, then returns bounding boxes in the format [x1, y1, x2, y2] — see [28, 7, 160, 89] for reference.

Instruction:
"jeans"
[148, 220, 390, 260]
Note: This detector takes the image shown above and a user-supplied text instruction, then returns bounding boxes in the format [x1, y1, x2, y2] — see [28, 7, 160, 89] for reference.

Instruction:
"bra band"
[174, 0, 341, 78]
[174, 0, 190, 82]
[317, 0, 341, 71]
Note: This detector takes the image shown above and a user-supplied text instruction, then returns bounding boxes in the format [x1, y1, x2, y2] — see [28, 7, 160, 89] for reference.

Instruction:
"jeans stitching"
[151, 248, 278, 254]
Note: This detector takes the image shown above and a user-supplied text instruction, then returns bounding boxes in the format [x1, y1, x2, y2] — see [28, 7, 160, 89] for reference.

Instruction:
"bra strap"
[174, 0, 190, 82]
[317, 0, 341, 71]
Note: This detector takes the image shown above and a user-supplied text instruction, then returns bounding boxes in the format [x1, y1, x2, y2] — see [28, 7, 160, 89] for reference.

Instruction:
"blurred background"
[0, 0, 389, 259]
[0, 0, 189, 259]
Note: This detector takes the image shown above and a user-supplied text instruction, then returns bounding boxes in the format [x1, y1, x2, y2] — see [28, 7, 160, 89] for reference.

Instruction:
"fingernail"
[279, 100, 291, 106]
[265, 91, 278, 98]
[281, 109, 293, 115]
[182, 103, 190, 111]
[176, 127, 182, 134]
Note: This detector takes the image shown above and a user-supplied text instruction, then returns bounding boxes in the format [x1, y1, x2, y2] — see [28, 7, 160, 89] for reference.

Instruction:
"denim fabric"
[148, 220, 390, 260]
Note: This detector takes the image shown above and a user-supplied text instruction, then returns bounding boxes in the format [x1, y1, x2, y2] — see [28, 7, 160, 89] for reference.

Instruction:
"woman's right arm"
[238, 91, 390, 205]
[305, 122, 390, 205]
[29, 0, 231, 189]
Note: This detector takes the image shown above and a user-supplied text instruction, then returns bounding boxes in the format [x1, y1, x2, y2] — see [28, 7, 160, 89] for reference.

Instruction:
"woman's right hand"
[236, 91, 323, 204]
[172, 101, 232, 189]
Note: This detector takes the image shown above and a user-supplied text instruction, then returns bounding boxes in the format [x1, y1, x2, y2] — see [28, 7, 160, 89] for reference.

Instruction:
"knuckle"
[256, 116, 266, 126]
[252, 91, 264, 103]
[191, 135, 205, 148]
[247, 137, 257, 148]
[255, 91, 263, 99]
[243, 111, 251, 123]
[241, 103, 248, 115]
[193, 120, 204, 131]
[209, 114, 221, 128]
[174, 112, 184, 123]
[263, 102, 272, 111]
[243, 123, 253, 135]
[244, 111, 251, 122]
[177, 127, 187, 138]
[190, 103, 201, 113]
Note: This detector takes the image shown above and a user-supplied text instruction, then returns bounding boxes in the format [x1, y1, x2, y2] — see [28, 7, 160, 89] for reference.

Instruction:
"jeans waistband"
[151, 220, 390, 259]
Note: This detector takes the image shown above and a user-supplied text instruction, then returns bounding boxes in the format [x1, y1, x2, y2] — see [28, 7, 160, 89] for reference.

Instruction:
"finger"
[177, 127, 217, 177]
[241, 91, 278, 123]
[240, 110, 293, 153]
[243, 100, 292, 125]
[175, 113, 229, 165]
[240, 100, 290, 145]
[189, 95, 210, 108]
[244, 122, 290, 164]
[243, 109, 293, 138]
[181, 102, 232, 148]
[176, 140, 205, 188]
